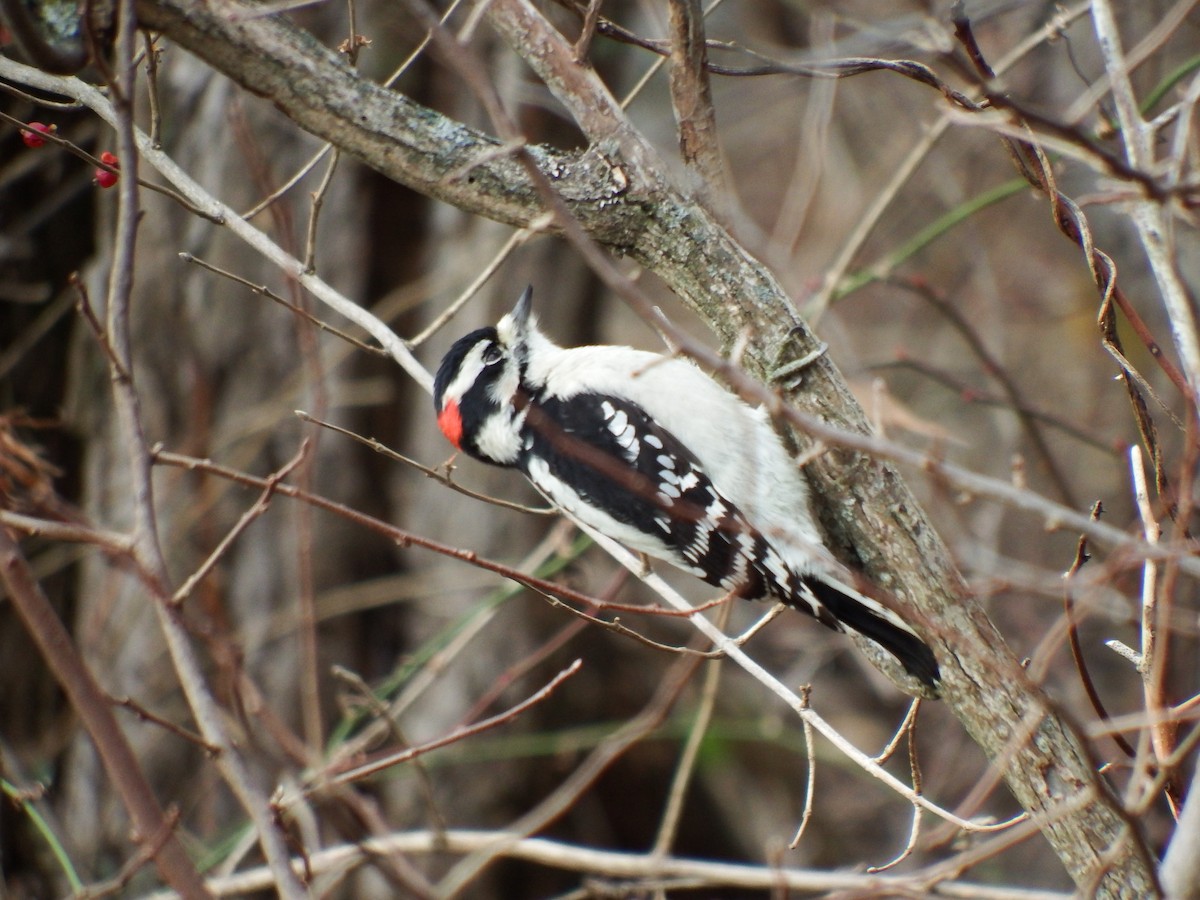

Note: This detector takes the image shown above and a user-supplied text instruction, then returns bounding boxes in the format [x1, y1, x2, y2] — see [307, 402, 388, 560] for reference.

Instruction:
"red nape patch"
[437, 400, 464, 448]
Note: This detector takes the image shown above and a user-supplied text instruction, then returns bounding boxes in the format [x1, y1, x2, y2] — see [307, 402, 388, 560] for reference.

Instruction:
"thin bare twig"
[1063, 502, 1136, 760]
[888, 277, 1077, 507]
[339, 0, 368, 65]
[788, 685, 817, 850]
[240, 144, 332, 221]
[651, 601, 731, 858]
[329, 665, 449, 837]
[1129, 445, 1179, 816]
[179, 253, 386, 356]
[143, 32, 163, 147]
[78, 806, 185, 899]
[571, 0, 602, 61]
[871, 357, 1114, 455]
[405, 227, 538, 348]
[111, 695, 220, 755]
[434, 644, 705, 896]
[543, 595, 721, 657]
[0, 510, 133, 555]
[295, 410, 554, 515]
[303, 147, 340, 273]
[868, 705, 925, 872]
[71, 275, 131, 383]
[138, 827, 1074, 900]
[171, 441, 309, 606]
[318, 659, 583, 787]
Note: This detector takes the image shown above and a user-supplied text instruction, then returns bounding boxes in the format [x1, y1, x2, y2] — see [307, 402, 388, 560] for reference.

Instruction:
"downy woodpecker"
[433, 288, 939, 690]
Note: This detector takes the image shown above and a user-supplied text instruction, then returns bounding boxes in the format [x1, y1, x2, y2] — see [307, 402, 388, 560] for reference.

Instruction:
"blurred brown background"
[1, 1, 1196, 896]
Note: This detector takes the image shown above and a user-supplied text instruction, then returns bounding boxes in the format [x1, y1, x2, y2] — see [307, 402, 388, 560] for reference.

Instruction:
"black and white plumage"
[433, 288, 939, 690]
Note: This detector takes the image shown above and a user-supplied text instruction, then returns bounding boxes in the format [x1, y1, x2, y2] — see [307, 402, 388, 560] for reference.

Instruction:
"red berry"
[94, 152, 120, 188]
[21, 122, 54, 148]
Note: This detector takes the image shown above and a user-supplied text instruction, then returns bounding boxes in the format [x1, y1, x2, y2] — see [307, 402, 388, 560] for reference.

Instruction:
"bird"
[432, 287, 939, 690]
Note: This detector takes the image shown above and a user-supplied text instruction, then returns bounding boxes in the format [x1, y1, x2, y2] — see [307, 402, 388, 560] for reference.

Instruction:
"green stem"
[836, 177, 1028, 300]
[1, 777, 84, 892]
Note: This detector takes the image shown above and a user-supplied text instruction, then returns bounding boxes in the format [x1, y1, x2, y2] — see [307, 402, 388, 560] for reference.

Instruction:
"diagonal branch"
[1090, 0, 1200, 400]
[666, 0, 728, 215]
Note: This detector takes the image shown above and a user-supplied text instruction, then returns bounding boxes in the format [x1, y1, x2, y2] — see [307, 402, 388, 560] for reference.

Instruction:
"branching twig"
[315, 659, 582, 787]
[171, 441, 309, 606]
[576, 521, 1001, 833]
[303, 147, 339, 273]
[434, 644, 705, 896]
[1128, 445, 1179, 816]
[111, 695, 220, 755]
[330, 665, 449, 840]
[0, 510, 134, 555]
[871, 357, 1115, 455]
[1090, 0, 1200, 396]
[405, 226, 538, 348]
[651, 601, 730, 858]
[179, 252, 387, 356]
[787, 684, 817, 850]
[294, 411, 554, 515]
[137, 827, 1075, 900]
[71, 274, 131, 383]
[0, 528, 211, 898]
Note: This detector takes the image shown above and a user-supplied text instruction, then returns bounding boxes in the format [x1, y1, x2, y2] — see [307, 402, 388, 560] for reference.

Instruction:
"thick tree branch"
[131, 0, 639, 244]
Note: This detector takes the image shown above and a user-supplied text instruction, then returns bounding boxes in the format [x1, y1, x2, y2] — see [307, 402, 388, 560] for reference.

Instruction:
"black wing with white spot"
[518, 393, 826, 617]
[515, 391, 939, 687]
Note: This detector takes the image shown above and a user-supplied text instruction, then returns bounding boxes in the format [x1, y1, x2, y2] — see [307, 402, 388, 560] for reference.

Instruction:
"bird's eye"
[482, 344, 503, 365]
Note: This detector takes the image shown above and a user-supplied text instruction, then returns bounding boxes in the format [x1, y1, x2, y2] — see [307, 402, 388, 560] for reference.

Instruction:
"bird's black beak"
[512, 285, 533, 332]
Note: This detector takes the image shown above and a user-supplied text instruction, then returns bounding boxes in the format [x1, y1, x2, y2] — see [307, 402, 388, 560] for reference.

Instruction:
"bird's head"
[433, 286, 536, 466]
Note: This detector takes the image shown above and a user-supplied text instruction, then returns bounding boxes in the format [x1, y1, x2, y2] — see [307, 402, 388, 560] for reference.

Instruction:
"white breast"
[528, 339, 827, 574]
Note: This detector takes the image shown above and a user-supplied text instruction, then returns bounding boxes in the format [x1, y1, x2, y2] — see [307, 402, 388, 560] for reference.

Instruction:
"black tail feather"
[804, 578, 940, 689]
